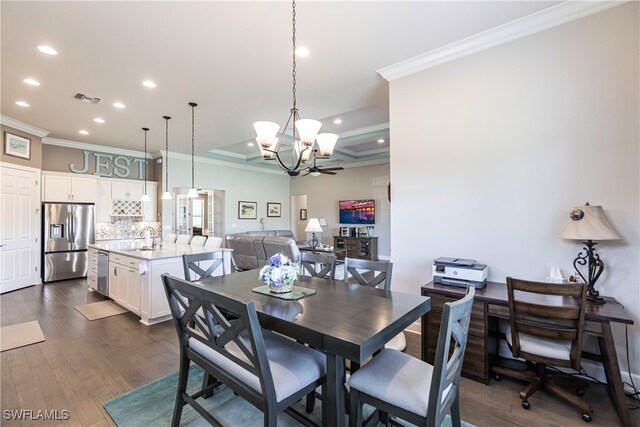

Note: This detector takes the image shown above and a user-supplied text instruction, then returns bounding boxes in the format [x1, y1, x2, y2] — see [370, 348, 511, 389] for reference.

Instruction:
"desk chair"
[348, 286, 475, 427]
[300, 252, 337, 280]
[162, 274, 326, 427]
[492, 277, 592, 422]
[343, 258, 405, 352]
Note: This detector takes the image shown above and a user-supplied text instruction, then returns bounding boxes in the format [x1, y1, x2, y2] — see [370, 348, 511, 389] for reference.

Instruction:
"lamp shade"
[560, 205, 620, 241]
[187, 188, 199, 198]
[257, 136, 278, 159]
[161, 191, 173, 200]
[295, 119, 322, 146]
[141, 194, 151, 202]
[315, 133, 338, 157]
[305, 217, 323, 233]
[260, 217, 266, 224]
[318, 218, 327, 226]
[253, 121, 280, 138]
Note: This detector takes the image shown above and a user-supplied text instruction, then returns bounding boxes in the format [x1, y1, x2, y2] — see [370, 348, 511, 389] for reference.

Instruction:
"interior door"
[176, 195, 191, 235]
[1, 164, 40, 293]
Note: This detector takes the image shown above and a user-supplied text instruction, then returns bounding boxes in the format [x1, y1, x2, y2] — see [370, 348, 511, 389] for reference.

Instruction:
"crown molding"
[160, 150, 286, 176]
[43, 137, 151, 159]
[378, 1, 624, 81]
[0, 115, 49, 138]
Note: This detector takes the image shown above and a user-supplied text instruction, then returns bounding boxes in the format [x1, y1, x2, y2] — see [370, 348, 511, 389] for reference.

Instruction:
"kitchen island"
[87, 242, 232, 325]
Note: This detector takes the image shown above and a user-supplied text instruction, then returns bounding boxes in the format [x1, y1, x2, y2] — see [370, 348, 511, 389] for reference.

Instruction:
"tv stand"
[333, 236, 378, 261]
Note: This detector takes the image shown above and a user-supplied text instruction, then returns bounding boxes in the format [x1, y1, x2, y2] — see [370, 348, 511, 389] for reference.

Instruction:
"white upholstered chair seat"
[384, 331, 407, 351]
[505, 325, 571, 360]
[176, 234, 193, 244]
[205, 236, 223, 249]
[348, 348, 452, 418]
[190, 236, 207, 246]
[163, 233, 177, 243]
[189, 330, 325, 402]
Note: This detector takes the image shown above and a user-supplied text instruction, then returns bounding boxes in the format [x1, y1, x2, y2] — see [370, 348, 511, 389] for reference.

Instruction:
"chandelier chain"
[291, 0, 297, 109]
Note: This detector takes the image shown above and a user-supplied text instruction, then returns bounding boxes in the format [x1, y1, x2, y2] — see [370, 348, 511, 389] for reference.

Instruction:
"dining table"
[190, 270, 431, 427]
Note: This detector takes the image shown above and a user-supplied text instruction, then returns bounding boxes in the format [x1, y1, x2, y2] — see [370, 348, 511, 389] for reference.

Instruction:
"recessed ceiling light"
[113, 102, 125, 109]
[247, 142, 255, 147]
[94, 118, 105, 124]
[37, 45, 58, 55]
[142, 80, 156, 88]
[23, 78, 40, 86]
[333, 118, 342, 124]
[295, 47, 310, 57]
[79, 130, 89, 135]
[378, 139, 385, 143]
[15, 101, 30, 107]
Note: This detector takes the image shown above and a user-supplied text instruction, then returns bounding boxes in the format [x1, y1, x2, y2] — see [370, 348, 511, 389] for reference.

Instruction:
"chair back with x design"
[343, 258, 393, 291]
[182, 252, 226, 282]
[300, 252, 337, 280]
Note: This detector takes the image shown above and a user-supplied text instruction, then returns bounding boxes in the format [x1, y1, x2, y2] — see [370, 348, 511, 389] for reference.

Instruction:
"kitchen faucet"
[140, 226, 158, 249]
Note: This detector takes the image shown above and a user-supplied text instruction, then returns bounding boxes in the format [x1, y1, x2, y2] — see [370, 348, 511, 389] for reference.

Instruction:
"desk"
[195, 270, 431, 427]
[421, 281, 634, 427]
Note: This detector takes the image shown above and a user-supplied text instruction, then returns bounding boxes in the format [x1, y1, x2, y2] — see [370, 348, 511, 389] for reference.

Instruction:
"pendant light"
[187, 102, 199, 198]
[140, 127, 151, 202]
[252, 0, 338, 177]
[161, 116, 173, 200]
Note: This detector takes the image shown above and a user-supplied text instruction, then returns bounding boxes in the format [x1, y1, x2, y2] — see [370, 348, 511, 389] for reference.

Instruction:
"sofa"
[225, 230, 300, 271]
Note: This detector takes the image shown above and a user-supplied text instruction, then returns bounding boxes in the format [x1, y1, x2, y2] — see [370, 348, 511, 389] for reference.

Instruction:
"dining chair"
[348, 286, 475, 427]
[343, 258, 405, 351]
[176, 234, 193, 244]
[491, 277, 592, 422]
[163, 233, 177, 243]
[300, 251, 337, 280]
[190, 236, 207, 246]
[182, 252, 226, 281]
[162, 274, 326, 427]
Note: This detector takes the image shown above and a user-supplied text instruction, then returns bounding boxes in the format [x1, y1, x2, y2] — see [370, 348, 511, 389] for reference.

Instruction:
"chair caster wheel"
[521, 400, 530, 410]
[581, 411, 592, 422]
[576, 387, 585, 396]
[494, 373, 501, 381]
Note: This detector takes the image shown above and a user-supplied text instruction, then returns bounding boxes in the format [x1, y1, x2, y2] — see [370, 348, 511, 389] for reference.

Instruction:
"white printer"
[432, 257, 488, 289]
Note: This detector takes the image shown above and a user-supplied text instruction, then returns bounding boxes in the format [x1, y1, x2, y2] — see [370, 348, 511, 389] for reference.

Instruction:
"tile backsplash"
[96, 218, 161, 240]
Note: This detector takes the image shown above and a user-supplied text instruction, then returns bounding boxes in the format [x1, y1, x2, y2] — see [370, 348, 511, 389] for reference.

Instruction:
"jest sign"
[69, 150, 147, 179]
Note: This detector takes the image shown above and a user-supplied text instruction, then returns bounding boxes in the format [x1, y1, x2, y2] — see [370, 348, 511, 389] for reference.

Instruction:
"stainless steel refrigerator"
[42, 203, 95, 283]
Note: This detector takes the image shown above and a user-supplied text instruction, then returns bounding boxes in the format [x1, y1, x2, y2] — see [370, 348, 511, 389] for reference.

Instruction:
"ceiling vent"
[73, 93, 101, 104]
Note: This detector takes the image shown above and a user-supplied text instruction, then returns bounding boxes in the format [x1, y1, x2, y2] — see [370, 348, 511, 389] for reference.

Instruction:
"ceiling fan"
[303, 154, 344, 177]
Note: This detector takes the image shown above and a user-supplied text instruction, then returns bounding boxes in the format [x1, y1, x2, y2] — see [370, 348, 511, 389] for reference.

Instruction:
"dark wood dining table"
[190, 270, 431, 427]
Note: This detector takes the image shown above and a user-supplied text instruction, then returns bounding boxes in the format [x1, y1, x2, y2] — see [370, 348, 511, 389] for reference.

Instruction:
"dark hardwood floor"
[1, 279, 638, 426]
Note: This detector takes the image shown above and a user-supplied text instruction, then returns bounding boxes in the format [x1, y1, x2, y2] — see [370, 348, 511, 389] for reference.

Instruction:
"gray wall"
[389, 4, 638, 376]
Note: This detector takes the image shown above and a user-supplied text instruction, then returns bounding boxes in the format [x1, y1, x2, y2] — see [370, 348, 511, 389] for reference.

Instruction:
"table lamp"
[260, 217, 266, 231]
[560, 203, 620, 302]
[305, 218, 323, 252]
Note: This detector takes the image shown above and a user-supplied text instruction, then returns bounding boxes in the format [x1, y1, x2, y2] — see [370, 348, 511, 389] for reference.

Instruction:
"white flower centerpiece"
[259, 253, 299, 293]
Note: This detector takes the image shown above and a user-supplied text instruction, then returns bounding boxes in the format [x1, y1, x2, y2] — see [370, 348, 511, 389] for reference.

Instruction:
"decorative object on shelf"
[260, 217, 266, 231]
[140, 128, 151, 202]
[252, 0, 338, 177]
[267, 202, 281, 217]
[161, 115, 172, 200]
[4, 131, 31, 160]
[305, 218, 323, 251]
[187, 102, 199, 198]
[560, 203, 620, 302]
[300, 209, 307, 221]
[259, 253, 299, 293]
[238, 201, 257, 219]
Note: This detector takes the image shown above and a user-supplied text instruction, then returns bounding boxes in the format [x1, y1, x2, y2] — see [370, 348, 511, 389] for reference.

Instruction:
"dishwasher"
[97, 251, 109, 296]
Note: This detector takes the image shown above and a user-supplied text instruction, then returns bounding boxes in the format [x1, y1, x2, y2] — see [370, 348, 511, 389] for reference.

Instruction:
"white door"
[1, 164, 40, 293]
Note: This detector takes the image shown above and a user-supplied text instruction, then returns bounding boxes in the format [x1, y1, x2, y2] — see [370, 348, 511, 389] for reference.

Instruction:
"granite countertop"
[88, 241, 232, 261]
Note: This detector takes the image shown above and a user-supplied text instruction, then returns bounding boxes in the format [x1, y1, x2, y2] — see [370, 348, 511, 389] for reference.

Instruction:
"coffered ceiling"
[1, 1, 556, 171]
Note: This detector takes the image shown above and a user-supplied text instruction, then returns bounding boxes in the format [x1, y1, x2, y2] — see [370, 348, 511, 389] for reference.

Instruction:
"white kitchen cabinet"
[87, 248, 98, 290]
[109, 254, 141, 315]
[96, 180, 112, 222]
[111, 181, 144, 200]
[42, 172, 97, 203]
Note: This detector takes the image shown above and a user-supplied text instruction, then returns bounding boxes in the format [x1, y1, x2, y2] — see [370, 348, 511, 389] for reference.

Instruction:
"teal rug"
[104, 365, 475, 426]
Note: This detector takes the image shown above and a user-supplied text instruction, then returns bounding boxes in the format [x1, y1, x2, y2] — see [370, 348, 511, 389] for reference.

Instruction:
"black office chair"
[300, 251, 337, 280]
[492, 277, 592, 422]
[162, 274, 326, 427]
[348, 286, 475, 427]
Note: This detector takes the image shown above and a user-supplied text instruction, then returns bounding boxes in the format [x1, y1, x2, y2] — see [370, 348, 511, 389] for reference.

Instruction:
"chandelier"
[253, 0, 338, 177]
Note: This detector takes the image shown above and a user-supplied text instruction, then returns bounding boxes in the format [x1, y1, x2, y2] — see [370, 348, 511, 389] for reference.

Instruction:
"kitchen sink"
[120, 246, 162, 252]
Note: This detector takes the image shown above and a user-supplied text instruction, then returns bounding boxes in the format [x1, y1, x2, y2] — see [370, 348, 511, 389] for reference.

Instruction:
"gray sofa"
[225, 230, 300, 271]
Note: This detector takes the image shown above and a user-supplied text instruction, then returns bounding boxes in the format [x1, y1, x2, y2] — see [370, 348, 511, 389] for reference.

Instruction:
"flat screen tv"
[339, 199, 375, 225]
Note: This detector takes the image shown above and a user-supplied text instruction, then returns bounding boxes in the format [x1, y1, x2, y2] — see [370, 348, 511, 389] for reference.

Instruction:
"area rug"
[75, 300, 127, 321]
[104, 365, 475, 427]
[0, 320, 45, 352]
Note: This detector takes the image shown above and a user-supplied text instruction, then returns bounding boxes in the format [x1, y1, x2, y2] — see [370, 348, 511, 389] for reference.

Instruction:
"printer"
[432, 257, 488, 289]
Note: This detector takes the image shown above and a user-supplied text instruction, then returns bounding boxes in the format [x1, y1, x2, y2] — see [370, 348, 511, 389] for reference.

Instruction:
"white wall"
[161, 156, 291, 236]
[389, 4, 639, 377]
[291, 164, 390, 257]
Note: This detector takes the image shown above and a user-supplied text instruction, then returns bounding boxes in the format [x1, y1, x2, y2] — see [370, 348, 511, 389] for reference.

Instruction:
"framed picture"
[4, 132, 31, 160]
[300, 209, 307, 221]
[238, 201, 257, 219]
[267, 202, 281, 217]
